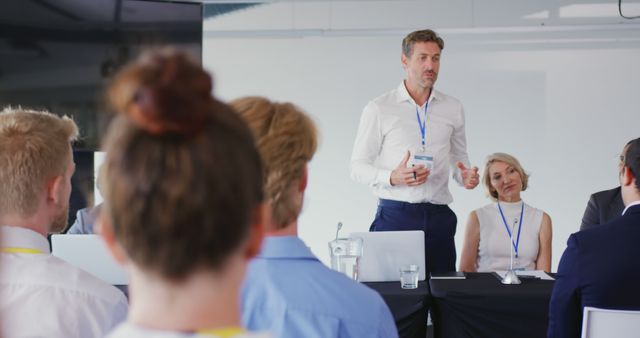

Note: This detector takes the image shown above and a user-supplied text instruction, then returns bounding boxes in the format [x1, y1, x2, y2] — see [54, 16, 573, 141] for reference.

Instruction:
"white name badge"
[409, 149, 434, 171]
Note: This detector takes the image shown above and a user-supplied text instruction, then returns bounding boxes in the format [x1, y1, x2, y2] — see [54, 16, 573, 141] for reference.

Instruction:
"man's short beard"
[50, 206, 69, 233]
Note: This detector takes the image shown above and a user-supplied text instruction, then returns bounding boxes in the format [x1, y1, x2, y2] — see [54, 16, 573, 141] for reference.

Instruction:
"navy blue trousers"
[370, 199, 457, 274]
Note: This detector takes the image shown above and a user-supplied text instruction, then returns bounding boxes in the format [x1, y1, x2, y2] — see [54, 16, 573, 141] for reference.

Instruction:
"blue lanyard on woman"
[415, 102, 428, 151]
[497, 202, 524, 258]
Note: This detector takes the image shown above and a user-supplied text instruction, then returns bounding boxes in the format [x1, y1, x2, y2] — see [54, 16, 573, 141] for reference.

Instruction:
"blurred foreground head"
[231, 96, 317, 231]
[102, 48, 264, 280]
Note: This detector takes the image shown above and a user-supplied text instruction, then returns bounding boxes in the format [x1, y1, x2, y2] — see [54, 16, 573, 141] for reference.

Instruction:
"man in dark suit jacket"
[580, 186, 624, 230]
[548, 137, 640, 338]
[580, 141, 632, 231]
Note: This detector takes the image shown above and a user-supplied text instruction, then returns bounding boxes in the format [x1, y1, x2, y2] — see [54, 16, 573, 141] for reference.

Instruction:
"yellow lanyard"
[197, 327, 245, 338]
[1, 247, 44, 254]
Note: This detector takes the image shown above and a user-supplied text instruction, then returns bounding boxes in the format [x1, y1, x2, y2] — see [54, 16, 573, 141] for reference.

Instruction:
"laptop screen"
[50, 234, 129, 285]
[350, 230, 426, 282]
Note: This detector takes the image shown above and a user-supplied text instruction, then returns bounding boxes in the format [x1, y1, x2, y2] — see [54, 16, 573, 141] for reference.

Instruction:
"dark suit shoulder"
[575, 206, 640, 245]
[591, 186, 622, 204]
[551, 204, 640, 338]
[580, 187, 624, 231]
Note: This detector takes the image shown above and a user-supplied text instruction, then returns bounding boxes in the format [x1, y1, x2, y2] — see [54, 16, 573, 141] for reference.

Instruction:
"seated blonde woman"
[459, 153, 552, 272]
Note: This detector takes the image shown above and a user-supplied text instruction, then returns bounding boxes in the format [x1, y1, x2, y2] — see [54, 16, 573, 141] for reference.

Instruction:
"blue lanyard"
[415, 102, 428, 148]
[497, 202, 524, 258]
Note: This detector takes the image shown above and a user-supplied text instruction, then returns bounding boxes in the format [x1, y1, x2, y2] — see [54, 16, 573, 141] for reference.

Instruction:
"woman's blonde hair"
[231, 97, 317, 230]
[482, 152, 529, 201]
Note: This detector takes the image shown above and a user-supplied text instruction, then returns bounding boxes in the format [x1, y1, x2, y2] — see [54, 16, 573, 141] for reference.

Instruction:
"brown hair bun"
[108, 48, 213, 135]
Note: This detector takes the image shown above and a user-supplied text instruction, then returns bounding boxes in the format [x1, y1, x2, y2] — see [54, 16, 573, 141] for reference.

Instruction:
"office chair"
[581, 306, 640, 338]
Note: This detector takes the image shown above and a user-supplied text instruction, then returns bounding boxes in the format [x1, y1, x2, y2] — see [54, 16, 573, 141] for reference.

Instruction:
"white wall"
[202, 1, 640, 271]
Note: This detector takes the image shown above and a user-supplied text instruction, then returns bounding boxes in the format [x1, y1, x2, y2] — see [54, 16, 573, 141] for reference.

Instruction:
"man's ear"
[46, 175, 65, 207]
[298, 164, 308, 193]
[244, 202, 267, 260]
[401, 53, 408, 69]
[97, 213, 128, 265]
[621, 166, 634, 187]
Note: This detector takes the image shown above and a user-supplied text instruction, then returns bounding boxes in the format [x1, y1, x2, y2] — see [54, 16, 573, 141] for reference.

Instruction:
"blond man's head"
[231, 97, 317, 230]
[0, 107, 78, 218]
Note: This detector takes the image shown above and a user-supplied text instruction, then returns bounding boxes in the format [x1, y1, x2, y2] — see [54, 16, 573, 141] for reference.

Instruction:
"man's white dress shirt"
[350, 82, 471, 204]
[0, 226, 128, 338]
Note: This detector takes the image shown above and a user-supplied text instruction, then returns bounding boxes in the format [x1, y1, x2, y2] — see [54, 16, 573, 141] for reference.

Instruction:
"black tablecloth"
[364, 281, 430, 338]
[429, 272, 554, 338]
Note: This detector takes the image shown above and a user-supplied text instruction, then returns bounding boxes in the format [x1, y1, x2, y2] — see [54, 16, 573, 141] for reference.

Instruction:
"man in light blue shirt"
[67, 204, 101, 234]
[233, 97, 398, 338]
[67, 167, 103, 234]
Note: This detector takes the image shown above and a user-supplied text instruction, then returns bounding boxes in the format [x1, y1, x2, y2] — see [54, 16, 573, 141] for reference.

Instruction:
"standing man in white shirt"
[351, 29, 479, 273]
[0, 108, 128, 338]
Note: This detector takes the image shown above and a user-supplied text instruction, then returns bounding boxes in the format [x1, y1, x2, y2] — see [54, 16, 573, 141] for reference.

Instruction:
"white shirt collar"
[0, 225, 51, 254]
[396, 81, 440, 105]
[622, 200, 640, 216]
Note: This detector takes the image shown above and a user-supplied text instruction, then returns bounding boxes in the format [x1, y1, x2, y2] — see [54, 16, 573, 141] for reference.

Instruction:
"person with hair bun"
[459, 153, 552, 272]
[232, 96, 398, 338]
[99, 49, 269, 338]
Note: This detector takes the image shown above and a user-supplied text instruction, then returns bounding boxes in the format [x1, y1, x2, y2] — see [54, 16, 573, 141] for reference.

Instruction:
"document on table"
[430, 271, 466, 279]
[495, 270, 555, 281]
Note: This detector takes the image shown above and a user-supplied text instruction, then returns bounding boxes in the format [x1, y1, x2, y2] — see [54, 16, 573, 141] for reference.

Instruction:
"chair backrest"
[581, 306, 640, 338]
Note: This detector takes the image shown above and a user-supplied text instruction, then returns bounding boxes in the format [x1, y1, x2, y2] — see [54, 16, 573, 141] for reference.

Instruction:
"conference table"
[429, 272, 555, 338]
[364, 281, 431, 338]
[366, 273, 555, 338]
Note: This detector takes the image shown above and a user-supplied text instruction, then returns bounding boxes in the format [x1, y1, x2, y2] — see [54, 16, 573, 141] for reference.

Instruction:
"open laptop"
[51, 234, 129, 285]
[350, 230, 426, 282]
